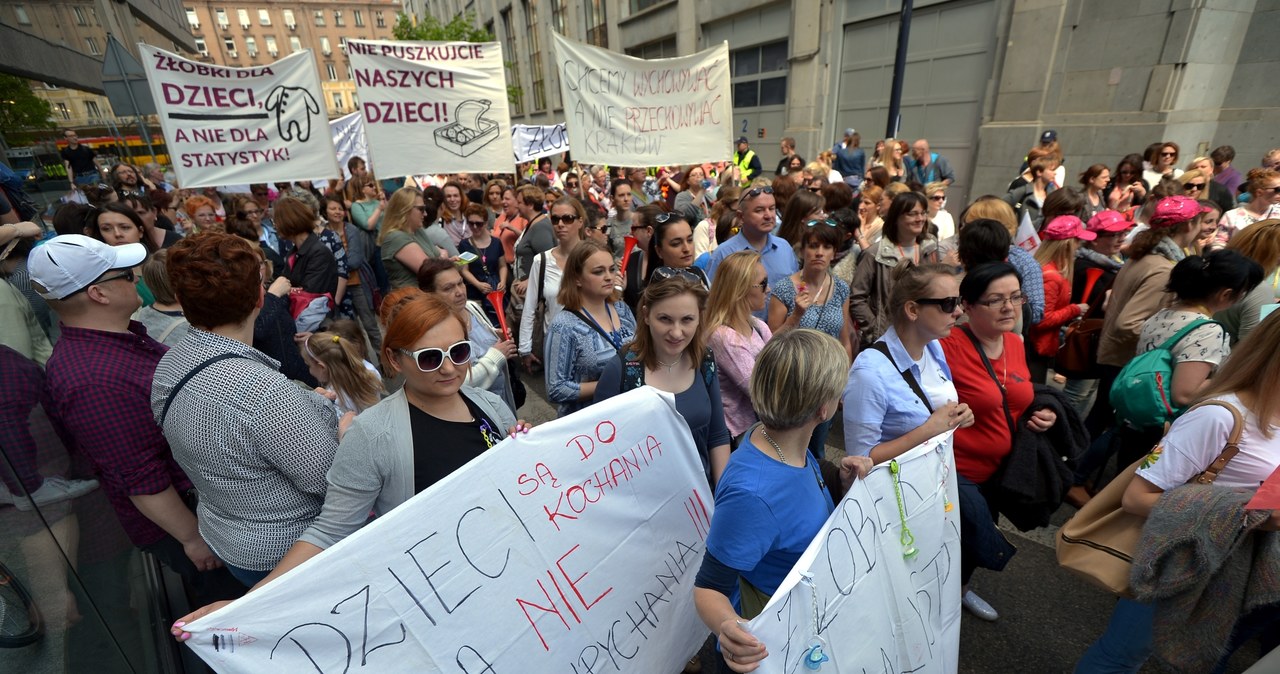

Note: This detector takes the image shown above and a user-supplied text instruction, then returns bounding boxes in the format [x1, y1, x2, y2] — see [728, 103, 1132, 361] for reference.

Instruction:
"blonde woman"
[378, 188, 448, 290]
[704, 250, 773, 440]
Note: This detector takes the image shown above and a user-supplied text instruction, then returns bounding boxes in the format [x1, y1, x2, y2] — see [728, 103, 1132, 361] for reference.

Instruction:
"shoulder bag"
[1055, 267, 1107, 379]
[1055, 399, 1243, 597]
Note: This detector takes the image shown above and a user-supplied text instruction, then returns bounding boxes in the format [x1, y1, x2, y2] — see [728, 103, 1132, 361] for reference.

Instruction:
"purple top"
[707, 318, 773, 436]
[45, 322, 192, 546]
[1215, 165, 1244, 198]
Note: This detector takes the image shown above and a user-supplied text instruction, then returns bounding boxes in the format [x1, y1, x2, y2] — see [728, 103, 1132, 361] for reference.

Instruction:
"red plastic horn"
[486, 290, 510, 340]
[619, 235, 639, 276]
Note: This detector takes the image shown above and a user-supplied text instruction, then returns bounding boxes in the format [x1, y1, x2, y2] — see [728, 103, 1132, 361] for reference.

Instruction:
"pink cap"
[1087, 209, 1131, 233]
[1149, 196, 1211, 229]
[1041, 215, 1096, 241]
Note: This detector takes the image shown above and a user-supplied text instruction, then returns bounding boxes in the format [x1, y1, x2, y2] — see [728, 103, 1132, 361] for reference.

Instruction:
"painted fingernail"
[173, 621, 185, 628]
[180, 633, 192, 641]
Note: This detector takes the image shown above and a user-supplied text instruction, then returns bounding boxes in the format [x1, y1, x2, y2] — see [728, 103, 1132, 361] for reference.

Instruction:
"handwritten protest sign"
[552, 33, 732, 166]
[330, 112, 368, 179]
[184, 387, 712, 673]
[512, 123, 569, 164]
[348, 39, 512, 177]
[746, 433, 961, 674]
[139, 44, 339, 189]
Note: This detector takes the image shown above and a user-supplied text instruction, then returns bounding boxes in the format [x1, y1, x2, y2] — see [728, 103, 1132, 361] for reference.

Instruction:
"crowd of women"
[2, 139, 1279, 674]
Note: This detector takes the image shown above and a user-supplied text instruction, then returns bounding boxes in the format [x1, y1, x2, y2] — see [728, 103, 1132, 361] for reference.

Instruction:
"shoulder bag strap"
[960, 326, 1016, 436]
[534, 252, 547, 312]
[868, 341, 934, 413]
[570, 309, 622, 352]
[1185, 400, 1246, 485]
[160, 353, 245, 426]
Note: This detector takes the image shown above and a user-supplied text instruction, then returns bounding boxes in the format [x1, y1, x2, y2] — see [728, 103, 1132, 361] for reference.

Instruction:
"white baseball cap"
[28, 234, 147, 300]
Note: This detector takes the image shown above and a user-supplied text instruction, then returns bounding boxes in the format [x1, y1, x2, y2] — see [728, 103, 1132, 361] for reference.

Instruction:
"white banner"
[348, 40, 512, 177]
[184, 388, 712, 673]
[330, 112, 368, 180]
[747, 433, 961, 674]
[552, 33, 733, 166]
[512, 123, 569, 164]
[139, 44, 339, 189]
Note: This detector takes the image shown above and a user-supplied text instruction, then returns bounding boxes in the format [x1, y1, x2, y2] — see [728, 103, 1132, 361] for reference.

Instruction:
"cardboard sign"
[746, 433, 961, 673]
[512, 123, 570, 164]
[184, 388, 712, 673]
[348, 39, 513, 177]
[139, 44, 339, 189]
[552, 33, 733, 166]
[330, 112, 369, 180]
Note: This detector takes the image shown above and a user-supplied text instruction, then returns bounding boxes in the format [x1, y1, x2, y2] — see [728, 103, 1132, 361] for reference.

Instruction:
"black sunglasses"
[399, 340, 472, 372]
[1184, 183, 1205, 190]
[549, 214, 580, 224]
[466, 219, 488, 227]
[914, 296, 961, 313]
[69, 269, 136, 296]
[738, 186, 774, 204]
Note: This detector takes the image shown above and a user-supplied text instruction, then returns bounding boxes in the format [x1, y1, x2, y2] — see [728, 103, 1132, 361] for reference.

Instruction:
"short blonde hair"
[750, 329, 849, 430]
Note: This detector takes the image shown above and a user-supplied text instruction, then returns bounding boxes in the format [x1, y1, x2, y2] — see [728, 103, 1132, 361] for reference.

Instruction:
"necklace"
[656, 353, 684, 373]
[760, 427, 789, 463]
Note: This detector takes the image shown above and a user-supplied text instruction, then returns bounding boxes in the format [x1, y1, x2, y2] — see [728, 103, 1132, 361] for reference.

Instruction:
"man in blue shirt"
[706, 187, 797, 319]
[906, 139, 956, 186]
[831, 129, 866, 188]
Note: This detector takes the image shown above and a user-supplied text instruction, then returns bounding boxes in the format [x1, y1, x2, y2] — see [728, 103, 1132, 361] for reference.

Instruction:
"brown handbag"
[1054, 267, 1106, 378]
[1055, 400, 1243, 597]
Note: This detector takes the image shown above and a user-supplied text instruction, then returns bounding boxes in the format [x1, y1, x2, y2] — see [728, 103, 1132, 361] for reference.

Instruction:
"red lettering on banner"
[557, 544, 613, 611]
[517, 462, 562, 496]
[515, 546, 612, 652]
[542, 437, 664, 532]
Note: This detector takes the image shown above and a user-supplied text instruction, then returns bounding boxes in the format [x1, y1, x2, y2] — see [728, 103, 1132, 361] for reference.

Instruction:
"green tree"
[0, 74, 54, 135]
[393, 12, 521, 107]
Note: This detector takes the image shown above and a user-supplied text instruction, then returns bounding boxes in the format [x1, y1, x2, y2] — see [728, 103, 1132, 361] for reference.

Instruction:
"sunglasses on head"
[651, 266, 703, 284]
[738, 186, 774, 204]
[805, 218, 838, 228]
[549, 213, 580, 224]
[914, 296, 961, 313]
[399, 340, 472, 372]
[653, 211, 684, 225]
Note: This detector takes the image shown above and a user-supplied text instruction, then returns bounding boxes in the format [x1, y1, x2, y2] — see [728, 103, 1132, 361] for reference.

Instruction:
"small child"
[301, 331, 385, 416]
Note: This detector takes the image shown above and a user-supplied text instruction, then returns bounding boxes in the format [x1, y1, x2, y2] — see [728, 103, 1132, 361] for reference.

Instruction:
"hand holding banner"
[140, 44, 340, 188]
[552, 33, 733, 166]
[183, 387, 711, 673]
[745, 434, 962, 673]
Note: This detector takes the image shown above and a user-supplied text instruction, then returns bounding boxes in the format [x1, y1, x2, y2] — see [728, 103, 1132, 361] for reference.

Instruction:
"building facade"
[181, 0, 400, 118]
[408, 0, 1280, 207]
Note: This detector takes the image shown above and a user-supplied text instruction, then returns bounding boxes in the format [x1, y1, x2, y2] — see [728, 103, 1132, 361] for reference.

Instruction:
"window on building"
[245, 36, 257, 56]
[326, 63, 337, 80]
[333, 10, 344, 26]
[224, 37, 237, 57]
[185, 6, 199, 28]
[321, 37, 331, 55]
[257, 8, 270, 25]
[265, 35, 277, 55]
[195, 37, 208, 55]
[550, 0, 566, 35]
[237, 8, 249, 27]
[583, 0, 607, 48]
[90, 7, 98, 25]
[289, 36, 301, 52]
[85, 36, 101, 55]
[313, 9, 324, 26]
[731, 40, 788, 109]
[215, 8, 228, 27]
[501, 8, 523, 115]
[331, 92, 343, 111]
[630, 0, 665, 13]
[85, 100, 101, 118]
[346, 64, 353, 80]
[55, 103, 70, 121]
[523, 0, 545, 111]
[73, 6, 88, 25]
[282, 9, 295, 27]
[14, 4, 31, 25]
[353, 10, 364, 27]
[375, 11, 385, 28]
[626, 37, 675, 59]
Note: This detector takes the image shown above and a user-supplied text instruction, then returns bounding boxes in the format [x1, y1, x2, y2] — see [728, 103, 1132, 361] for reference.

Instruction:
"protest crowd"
[5, 94, 1280, 673]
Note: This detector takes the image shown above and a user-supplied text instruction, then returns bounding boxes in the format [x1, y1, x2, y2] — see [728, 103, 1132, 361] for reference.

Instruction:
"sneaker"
[11, 477, 99, 512]
[0, 481, 13, 507]
[962, 590, 999, 621]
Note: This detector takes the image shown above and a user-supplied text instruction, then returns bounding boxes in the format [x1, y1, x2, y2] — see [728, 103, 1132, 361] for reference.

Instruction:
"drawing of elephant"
[264, 86, 321, 142]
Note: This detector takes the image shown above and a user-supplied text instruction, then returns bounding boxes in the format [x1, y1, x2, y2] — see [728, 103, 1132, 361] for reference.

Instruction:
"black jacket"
[286, 233, 338, 296]
[992, 385, 1090, 531]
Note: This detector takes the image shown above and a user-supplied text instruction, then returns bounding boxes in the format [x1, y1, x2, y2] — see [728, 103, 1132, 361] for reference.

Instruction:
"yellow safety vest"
[735, 149, 757, 186]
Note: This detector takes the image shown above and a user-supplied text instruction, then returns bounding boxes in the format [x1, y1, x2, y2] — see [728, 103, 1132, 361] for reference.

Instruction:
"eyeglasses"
[584, 224, 604, 232]
[566, 182, 579, 188]
[914, 296, 961, 313]
[399, 340, 472, 372]
[549, 214, 580, 224]
[752, 279, 769, 291]
[466, 220, 487, 227]
[412, 205, 427, 212]
[69, 269, 135, 296]
[1160, 151, 1177, 157]
[738, 186, 774, 204]
[974, 293, 1027, 309]
[929, 195, 946, 202]
[630, 223, 648, 232]
[1184, 182, 1205, 191]
[805, 218, 838, 228]
[651, 266, 703, 284]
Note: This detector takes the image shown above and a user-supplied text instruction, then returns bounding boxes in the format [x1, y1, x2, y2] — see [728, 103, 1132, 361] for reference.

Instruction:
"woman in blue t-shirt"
[692, 329, 873, 672]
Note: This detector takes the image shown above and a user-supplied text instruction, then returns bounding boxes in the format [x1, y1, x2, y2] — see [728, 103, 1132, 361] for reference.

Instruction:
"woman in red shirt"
[940, 262, 1057, 622]
[1029, 215, 1093, 383]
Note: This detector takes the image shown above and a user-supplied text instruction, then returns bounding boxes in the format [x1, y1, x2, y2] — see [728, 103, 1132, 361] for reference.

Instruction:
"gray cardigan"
[298, 385, 517, 550]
